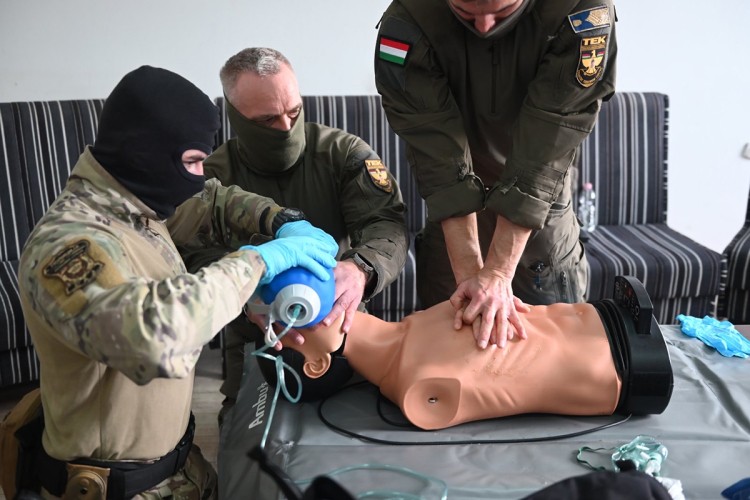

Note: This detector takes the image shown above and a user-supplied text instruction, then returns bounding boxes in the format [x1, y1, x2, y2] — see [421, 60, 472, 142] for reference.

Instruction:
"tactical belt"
[38, 413, 194, 499]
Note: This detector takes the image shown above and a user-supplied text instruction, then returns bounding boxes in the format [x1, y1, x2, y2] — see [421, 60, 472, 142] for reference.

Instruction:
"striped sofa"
[0, 92, 722, 388]
[717, 183, 750, 323]
[0, 99, 104, 388]
[578, 93, 721, 323]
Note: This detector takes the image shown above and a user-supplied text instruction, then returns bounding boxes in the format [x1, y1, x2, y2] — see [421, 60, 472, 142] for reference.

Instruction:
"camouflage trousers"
[137, 445, 217, 500]
[40, 445, 217, 500]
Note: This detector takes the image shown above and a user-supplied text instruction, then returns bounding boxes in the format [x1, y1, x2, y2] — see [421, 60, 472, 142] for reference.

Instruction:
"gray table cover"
[219, 325, 750, 499]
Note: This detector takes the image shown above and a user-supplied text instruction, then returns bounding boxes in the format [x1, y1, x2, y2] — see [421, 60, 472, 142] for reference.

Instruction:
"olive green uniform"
[180, 121, 408, 403]
[375, 0, 617, 306]
[19, 148, 285, 497]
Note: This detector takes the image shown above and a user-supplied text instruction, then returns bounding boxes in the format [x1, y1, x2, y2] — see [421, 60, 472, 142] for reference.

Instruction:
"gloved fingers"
[276, 221, 338, 257]
[296, 255, 336, 282]
[275, 220, 313, 238]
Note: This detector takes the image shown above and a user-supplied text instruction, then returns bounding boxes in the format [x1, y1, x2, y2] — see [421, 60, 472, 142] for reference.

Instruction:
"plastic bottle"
[578, 182, 597, 233]
[259, 266, 335, 328]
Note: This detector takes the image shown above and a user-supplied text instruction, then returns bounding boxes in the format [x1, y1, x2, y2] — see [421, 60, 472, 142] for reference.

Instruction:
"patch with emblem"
[576, 35, 608, 88]
[365, 159, 393, 193]
[378, 36, 411, 66]
[568, 6, 611, 34]
[43, 240, 104, 295]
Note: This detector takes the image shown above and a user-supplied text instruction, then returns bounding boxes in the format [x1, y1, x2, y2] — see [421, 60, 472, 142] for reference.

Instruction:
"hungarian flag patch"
[378, 36, 411, 66]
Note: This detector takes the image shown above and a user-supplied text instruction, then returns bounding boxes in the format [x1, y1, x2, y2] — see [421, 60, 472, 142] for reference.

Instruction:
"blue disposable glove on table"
[242, 221, 338, 285]
[677, 314, 750, 358]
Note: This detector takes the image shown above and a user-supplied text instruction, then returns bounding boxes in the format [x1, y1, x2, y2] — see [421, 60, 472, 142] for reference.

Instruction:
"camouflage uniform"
[181, 119, 408, 406]
[20, 148, 283, 497]
[375, 0, 617, 306]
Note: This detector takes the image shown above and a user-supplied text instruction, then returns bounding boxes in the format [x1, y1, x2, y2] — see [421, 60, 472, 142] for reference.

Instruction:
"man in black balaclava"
[91, 65, 218, 219]
[18, 65, 338, 499]
[178, 48, 410, 425]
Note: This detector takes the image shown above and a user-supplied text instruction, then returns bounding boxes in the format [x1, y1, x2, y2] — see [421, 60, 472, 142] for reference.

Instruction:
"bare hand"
[321, 260, 367, 334]
[449, 270, 530, 349]
[244, 308, 304, 351]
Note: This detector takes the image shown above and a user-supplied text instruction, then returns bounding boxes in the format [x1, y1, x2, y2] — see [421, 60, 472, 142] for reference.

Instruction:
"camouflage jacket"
[18, 147, 279, 461]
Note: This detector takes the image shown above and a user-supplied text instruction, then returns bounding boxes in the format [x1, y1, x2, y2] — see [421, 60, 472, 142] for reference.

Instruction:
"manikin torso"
[341, 302, 622, 430]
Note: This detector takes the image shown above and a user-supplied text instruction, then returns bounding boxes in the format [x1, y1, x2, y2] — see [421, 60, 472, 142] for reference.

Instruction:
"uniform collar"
[447, 0, 534, 39]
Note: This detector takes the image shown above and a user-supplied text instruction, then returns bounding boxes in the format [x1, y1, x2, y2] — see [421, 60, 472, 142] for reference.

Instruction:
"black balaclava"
[91, 65, 220, 219]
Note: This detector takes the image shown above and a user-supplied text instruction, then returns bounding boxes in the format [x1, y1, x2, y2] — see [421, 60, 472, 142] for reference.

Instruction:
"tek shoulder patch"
[576, 35, 608, 88]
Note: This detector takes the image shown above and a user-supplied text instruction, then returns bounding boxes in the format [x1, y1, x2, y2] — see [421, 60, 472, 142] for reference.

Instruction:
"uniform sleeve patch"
[38, 238, 124, 317]
[365, 159, 394, 193]
[43, 240, 104, 295]
[378, 36, 411, 66]
[576, 35, 608, 88]
[568, 6, 611, 34]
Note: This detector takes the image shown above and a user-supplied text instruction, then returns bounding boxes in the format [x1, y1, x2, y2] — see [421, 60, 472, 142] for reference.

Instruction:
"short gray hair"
[220, 47, 292, 103]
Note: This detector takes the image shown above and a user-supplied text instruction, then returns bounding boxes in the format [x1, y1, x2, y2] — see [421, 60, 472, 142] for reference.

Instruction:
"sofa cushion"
[14, 100, 105, 224]
[0, 103, 31, 262]
[0, 345, 39, 388]
[0, 100, 105, 388]
[717, 184, 750, 323]
[0, 260, 39, 386]
[586, 223, 721, 321]
[579, 92, 668, 226]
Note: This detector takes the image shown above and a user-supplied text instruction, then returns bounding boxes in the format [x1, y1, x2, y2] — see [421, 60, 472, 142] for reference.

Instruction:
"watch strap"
[350, 253, 375, 283]
[271, 208, 307, 235]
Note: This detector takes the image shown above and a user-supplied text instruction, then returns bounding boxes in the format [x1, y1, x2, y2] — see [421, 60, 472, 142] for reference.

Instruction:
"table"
[219, 325, 750, 499]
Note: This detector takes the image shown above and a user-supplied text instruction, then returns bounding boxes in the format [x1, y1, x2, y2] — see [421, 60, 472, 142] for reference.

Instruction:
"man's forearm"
[441, 214, 483, 284]
[483, 214, 532, 279]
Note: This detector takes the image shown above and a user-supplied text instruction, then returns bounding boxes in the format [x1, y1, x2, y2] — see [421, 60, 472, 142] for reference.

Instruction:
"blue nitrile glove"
[722, 477, 750, 499]
[241, 238, 337, 286]
[677, 314, 750, 358]
[275, 220, 339, 258]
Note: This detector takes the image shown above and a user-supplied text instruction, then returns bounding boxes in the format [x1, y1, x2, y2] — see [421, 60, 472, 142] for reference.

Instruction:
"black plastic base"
[593, 277, 674, 415]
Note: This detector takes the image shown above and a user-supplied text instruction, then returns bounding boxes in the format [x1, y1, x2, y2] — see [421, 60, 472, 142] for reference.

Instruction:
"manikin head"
[279, 315, 346, 380]
[255, 314, 351, 402]
[446, 0, 528, 38]
[219, 47, 306, 174]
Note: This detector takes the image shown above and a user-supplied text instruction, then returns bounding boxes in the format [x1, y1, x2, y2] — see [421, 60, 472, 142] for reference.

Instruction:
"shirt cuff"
[424, 175, 485, 222]
[486, 184, 549, 230]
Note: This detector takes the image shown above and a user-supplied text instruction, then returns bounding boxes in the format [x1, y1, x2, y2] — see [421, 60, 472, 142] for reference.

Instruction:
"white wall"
[614, 1, 750, 254]
[1, 0, 748, 253]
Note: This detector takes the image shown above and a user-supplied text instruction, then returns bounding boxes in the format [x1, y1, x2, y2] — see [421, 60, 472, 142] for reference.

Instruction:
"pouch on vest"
[0, 387, 43, 498]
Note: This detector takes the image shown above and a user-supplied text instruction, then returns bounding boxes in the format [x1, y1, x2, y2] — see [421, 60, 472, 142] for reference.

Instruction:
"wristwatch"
[271, 207, 306, 235]
[350, 253, 375, 284]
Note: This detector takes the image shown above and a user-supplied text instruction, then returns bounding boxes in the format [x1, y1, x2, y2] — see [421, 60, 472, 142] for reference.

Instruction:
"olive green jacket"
[375, 0, 617, 229]
[183, 122, 408, 300]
